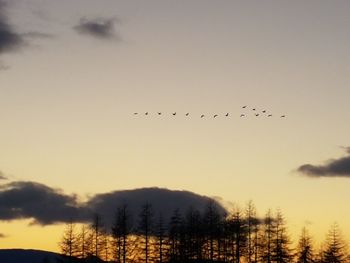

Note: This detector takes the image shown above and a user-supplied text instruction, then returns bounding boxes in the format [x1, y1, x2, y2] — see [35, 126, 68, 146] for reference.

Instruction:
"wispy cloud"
[297, 147, 350, 178]
[73, 17, 120, 40]
[22, 31, 53, 40]
[0, 181, 226, 226]
[0, 0, 25, 54]
[0, 170, 7, 180]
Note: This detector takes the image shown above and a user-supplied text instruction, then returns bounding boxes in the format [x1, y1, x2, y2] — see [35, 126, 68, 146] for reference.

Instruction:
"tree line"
[59, 200, 349, 263]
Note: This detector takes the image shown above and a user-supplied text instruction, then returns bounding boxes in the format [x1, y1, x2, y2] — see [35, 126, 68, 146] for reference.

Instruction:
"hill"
[0, 249, 70, 263]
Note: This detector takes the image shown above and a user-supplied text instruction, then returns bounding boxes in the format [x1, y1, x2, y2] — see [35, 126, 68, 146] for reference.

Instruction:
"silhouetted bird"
[242, 106, 247, 108]
[172, 112, 176, 116]
[252, 108, 256, 111]
[201, 115, 205, 118]
[145, 112, 148, 115]
[225, 113, 229, 117]
[134, 113, 138, 115]
[255, 113, 260, 116]
[268, 114, 272, 117]
[240, 114, 245, 117]
[158, 112, 162, 115]
[214, 115, 218, 118]
[262, 110, 266, 113]
[281, 115, 286, 118]
[186, 113, 190, 116]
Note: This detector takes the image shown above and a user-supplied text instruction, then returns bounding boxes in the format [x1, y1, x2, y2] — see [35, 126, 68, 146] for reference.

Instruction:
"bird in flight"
[240, 114, 245, 117]
[214, 115, 218, 118]
[186, 113, 189, 116]
[172, 112, 176, 116]
[280, 115, 286, 118]
[134, 113, 138, 115]
[201, 114, 205, 118]
[252, 108, 256, 111]
[242, 106, 247, 108]
[268, 114, 272, 117]
[158, 112, 162, 115]
[145, 112, 148, 115]
[225, 113, 229, 117]
[262, 110, 266, 113]
[255, 113, 260, 117]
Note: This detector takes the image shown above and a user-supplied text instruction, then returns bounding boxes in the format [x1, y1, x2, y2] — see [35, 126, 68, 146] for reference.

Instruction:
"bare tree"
[138, 203, 154, 263]
[59, 221, 79, 261]
[77, 224, 89, 260]
[245, 200, 257, 263]
[112, 204, 132, 263]
[155, 212, 168, 263]
[203, 200, 223, 261]
[90, 213, 105, 261]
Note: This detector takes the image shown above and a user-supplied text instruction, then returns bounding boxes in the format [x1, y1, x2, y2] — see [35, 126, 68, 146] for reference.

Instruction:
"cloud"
[0, 181, 89, 225]
[0, 170, 7, 180]
[0, 63, 9, 70]
[87, 187, 227, 227]
[297, 148, 350, 178]
[0, 181, 227, 227]
[22, 31, 53, 40]
[0, 0, 25, 54]
[73, 17, 120, 40]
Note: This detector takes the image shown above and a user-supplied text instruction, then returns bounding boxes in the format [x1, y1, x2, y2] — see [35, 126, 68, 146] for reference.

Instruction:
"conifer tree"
[296, 227, 314, 263]
[273, 209, 293, 263]
[322, 223, 348, 263]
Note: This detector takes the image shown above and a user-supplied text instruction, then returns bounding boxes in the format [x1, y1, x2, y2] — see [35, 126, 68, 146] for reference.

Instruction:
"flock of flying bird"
[133, 106, 286, 118]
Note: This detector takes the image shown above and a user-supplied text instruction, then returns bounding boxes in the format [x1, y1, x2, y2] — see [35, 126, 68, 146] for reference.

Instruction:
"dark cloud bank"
[297, 147, 350, 178]
[0, 181, 226, 227]
[73, 17, 120, 40]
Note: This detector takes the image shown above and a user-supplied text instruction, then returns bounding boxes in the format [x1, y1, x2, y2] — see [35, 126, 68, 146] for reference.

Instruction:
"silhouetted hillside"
[0, 249, 76, 263]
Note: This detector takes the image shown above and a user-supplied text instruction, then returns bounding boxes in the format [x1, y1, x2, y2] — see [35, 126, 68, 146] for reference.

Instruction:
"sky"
[1, 0, 350, 252]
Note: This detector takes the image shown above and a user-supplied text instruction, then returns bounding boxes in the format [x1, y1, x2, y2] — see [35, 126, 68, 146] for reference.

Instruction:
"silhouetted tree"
[155, 213, 168, 263]
[59, 221, 79, 261]
[227, 207, 247, 263]
[138, 203, 154, 263]
[77, 224, 89, 260]
[112, 204, 131, 263]
[322, 223, 347, 263]
[90, 213, 105, 261]
[169, 208, 183, 261]
[296, 227, 314, 263]
[245, 201, 258, 263]
[260, 209, 274, 263]
[272, 209, 293, 263]
[185, 207, 204, 261]
[203, 200, 223, 261]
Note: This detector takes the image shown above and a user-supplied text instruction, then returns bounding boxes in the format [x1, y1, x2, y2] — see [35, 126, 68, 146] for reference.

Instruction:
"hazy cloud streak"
[73, 17, 120, 40]
[0, 0, 25, 54]
[0, 170, 7, 180]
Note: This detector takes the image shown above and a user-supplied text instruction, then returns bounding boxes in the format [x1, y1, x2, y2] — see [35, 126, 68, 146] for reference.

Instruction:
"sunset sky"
[1, 0, 350, 252]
